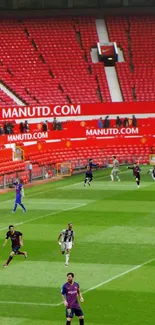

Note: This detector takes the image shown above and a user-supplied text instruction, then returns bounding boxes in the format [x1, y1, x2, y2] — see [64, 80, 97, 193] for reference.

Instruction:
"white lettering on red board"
[2, 105, 81, 119]
[86, 128, 139, 136]
[7, 132, 48, 142]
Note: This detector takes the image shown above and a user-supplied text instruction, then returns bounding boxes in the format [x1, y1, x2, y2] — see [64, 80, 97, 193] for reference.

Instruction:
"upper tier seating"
[0, 18, 111, 107]
[1, 16, 155, 105]
[106, 16, 155, 102]
[0, 89, 15, 107]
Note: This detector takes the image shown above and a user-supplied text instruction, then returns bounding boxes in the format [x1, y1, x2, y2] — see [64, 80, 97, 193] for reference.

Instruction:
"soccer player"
[147, 165, 155, 180]
[57, 223, 74, 267]
[61, 272, 84, 325]
[110, 156, 121, 182]
[84, 158, 98, 187]
[84, 164, 92, 187]
[12, 179, 26, 213]
[2, 225, 27, 267]
[128, 162, 141, 188]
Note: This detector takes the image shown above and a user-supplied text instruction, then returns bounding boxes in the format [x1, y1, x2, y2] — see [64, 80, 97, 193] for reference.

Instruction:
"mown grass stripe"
[0, 257, 154, 307]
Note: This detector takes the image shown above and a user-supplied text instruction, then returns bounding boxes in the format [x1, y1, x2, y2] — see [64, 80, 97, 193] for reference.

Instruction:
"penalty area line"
[0, 257, 154, 307]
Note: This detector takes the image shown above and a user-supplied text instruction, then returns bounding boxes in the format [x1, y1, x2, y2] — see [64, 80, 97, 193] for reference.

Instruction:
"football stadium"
[0, 1, 155, 325]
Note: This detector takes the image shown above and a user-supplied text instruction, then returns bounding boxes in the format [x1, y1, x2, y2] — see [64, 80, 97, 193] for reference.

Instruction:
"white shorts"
[111, 168, 119, 176]
[61, 242, 72, 251]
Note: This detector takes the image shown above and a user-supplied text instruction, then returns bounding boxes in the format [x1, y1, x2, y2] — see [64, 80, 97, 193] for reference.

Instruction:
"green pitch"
[0, 166, 155, 325]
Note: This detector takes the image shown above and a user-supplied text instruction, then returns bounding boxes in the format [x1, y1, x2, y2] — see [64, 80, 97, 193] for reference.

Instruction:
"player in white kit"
[147, 166, 155, 180]
[57, 223, 75, 267]
[110, 156, 121, 182]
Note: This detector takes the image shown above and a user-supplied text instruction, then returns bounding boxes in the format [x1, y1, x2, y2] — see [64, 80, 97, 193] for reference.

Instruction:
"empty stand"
[130, 16, 155, 101]
[0, 89, 16, 107]
[75, 17, 111, 102]
[106, 16, 155, 102]
[0, 16, 155, 105]
[0, 144, 150, 188]
[23, 17, 110, 103]
[0, 160, 25, 176]
[0, 18, 111, 107]
[0, 20, 68, 106]
[25, 145, 150, 168]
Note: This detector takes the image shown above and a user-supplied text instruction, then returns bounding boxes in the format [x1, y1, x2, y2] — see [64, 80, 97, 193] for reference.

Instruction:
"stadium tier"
[25, 145, 150, 168]
[0, 89, 16, 107]
[106, 16, 155, 101]
[0, 144, 150, 181]
[1, 4, 155, 324]
[0, 17, 155, 105]
[0, 18, 111, 106]
[0, 160, 25, 174]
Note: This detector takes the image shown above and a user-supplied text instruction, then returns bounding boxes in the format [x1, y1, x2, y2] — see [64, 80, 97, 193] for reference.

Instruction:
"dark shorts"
[66, 307, 84, 318]
[15, 195, 21, 204]
[85, 172, 93, 179]
[12, 246, 20, 254]
[135, 174, 140, 180]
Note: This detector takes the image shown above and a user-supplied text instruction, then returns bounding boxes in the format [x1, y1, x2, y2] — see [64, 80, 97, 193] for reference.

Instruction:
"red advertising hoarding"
[22, 137, 154, 157]
[0, 125, 154, 144]
[0, 102, 155, 146]
[1, 102, 155, 120]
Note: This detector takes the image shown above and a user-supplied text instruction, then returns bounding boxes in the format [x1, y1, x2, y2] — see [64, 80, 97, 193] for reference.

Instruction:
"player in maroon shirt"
[2, 225, 27, 267]
[128, 163, 141, 188]
[61, 272, 84, 325]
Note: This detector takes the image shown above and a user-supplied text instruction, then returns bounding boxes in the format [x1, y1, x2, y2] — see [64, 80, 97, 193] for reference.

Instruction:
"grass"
[0, 166, 154, 325]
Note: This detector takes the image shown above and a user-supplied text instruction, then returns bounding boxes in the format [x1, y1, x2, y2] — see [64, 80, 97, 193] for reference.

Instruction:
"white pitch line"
[0, 203, 87, 232]
[0, 300, 58, 307]
[0, 257, 154, 307]
[82, 257, 155, 294]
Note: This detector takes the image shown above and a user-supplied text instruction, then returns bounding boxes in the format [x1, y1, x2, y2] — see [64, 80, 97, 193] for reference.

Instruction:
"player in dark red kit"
[61, 272, 84, 325]
[2, 225, 27, 267]
[84, 158, 98, 187]
[128, 163, 141, 188]
[84, 164, 92, 187]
